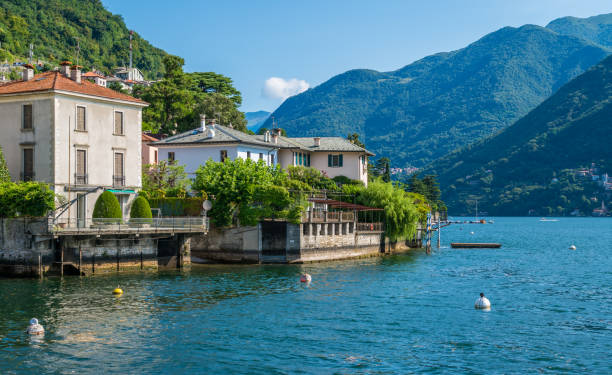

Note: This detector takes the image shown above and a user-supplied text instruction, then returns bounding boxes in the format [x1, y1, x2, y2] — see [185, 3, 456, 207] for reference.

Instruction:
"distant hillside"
[424, 54, 612, 216]
[245, 110, 270, 132]
[0, 0, 167, 79]
[547, 13, 612, 48]
[264, 14, 612, 167]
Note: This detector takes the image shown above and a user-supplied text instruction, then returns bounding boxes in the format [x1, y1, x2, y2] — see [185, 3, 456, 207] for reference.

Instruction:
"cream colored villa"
[0, 62, 148, 225]
[154, 123, 373, 185]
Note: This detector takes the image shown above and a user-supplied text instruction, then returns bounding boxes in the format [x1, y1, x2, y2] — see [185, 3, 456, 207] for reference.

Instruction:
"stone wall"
[0, 218, 53, 277]
[191, 225, 260, 263]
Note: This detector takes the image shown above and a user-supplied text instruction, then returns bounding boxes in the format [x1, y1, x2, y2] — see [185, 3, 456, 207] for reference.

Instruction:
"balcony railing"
[51, 217, 209, 233]
[302, 210, 356, 223]
[74, 173, 88, 185]
[356, 222, 384, 232]
[112, 175, 125, 187]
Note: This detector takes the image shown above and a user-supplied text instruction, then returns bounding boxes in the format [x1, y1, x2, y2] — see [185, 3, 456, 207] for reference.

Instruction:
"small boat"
[539, 218, 559, 222]
[451, 243, 501, 249]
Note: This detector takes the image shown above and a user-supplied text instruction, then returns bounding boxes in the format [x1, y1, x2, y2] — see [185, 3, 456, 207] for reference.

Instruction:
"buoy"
[569, 245, 576, 250]
[470, 231, 475, 235]
[300, 273, 312, 283]
[26, 318, 44, 335]
[474, 293, 491, 310]
[112, 287, 123, 295]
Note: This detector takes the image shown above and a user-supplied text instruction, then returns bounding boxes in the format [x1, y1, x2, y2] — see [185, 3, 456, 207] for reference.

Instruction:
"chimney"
[199, 114, 206, 131]
[314, 137, 321, 147]
[264, 130, 270, 142]
[22, 64, 34, 81]
[60, 61, 72, 77]
[273, 128, 282, 136]
[272, 133, 278, 144]
[71, 65, 82, 83]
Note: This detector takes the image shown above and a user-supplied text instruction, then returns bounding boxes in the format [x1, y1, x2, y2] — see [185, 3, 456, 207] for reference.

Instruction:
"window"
[299, 153, 303, 165]
[328, 154, 343, 168]
[307, 154, 311, 167]
[220, 150, 228, 162]
[113, 152, 124, 186]
[22, 104, 32, 129]
[76, 149, 87, 184]
[259, 153, 263, 161]
[76, 106, 86, 131]
[22, 148, 34, 181]
[271, 154, 275, 165]
[168, 152, 175, 163]
[114, 111, 124, 135]
[154, 150, 158, 164]
[247, 151, 251, 160]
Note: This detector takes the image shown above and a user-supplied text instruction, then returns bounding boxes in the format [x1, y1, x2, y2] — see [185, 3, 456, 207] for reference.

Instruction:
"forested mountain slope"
[424, 55, 612, 216]
[264, 14, 612, 167]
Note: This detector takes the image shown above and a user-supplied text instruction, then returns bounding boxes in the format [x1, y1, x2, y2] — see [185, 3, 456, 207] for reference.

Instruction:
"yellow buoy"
[112, 287, 123, 295]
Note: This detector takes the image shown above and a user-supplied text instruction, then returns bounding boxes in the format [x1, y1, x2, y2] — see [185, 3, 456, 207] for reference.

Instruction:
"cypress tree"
[0, 145, 10, 183]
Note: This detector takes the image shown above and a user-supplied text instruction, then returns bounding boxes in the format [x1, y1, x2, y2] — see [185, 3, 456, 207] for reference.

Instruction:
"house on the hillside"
[0, 62, 148, 225]
[153, 119, 373, 185]
[82, 71, 107, 87]
[142, 133, 160, 165]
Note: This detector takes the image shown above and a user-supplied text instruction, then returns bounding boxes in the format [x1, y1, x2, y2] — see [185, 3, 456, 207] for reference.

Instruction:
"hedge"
[148, 197, 204, 217]
[130, 196, 153, 219]
[92, 191, 122, 221]
[0, 182, 55, 217]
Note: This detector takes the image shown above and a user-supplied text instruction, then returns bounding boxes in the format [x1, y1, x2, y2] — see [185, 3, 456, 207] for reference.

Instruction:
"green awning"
[107, 189, 136, 194]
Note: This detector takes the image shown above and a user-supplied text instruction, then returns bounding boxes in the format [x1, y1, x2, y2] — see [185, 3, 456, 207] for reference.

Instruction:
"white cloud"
[262, 77, 310, 101]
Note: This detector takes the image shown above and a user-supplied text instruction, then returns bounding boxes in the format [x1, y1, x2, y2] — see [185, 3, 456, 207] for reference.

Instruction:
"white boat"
[539, 218, 559, 222]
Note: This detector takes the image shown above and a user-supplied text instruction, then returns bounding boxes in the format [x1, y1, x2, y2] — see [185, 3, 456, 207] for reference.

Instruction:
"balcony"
[74, 173, 88, 185]
[112, 175, 125, 187]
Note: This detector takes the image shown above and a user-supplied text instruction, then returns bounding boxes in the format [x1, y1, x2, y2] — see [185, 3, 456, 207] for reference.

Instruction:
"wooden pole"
[38, 254, 42, 278]
[60, 246, 64, 277]
[79, 245, 82, 275]
[437, 217, 441, 249]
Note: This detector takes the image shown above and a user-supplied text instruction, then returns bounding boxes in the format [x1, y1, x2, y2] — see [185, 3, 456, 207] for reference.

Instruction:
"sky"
[102, 0, 612, 113]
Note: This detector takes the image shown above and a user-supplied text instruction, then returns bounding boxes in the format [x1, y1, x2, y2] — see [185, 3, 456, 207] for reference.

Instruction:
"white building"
[0, 63, 148, 225]
[113, 67, 145, 82]
[154, 120, 373, 185]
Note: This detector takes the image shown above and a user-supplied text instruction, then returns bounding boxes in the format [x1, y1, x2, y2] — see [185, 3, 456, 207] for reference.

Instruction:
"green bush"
[92, 191, 122, 223]
[129, 196, 152, 221]
[0, 182, 55, 217]
[148, 197, 204, 217]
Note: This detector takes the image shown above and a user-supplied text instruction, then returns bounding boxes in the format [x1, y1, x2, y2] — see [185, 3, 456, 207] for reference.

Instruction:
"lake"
[0, 217, 610, 374]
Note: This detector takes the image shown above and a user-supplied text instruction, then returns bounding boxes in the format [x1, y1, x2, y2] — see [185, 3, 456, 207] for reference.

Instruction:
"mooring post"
[437, 217, 441, 249]
[38, 254, 42, 278]
[60, 246, 64, 277]
[79, 246, 82, 275]
[116, 249, 120, 272]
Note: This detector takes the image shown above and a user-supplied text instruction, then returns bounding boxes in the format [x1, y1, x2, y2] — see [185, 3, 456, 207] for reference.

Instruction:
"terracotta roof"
[0, 71, 147, 105]
[142, 133, 160, 142]
[82, 72, 105, 78]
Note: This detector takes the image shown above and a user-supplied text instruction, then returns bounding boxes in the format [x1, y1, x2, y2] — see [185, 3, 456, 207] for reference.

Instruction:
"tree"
[257, 127, 287, 136]
[372, 157, 391, 182]
[141, 160, 189, 197]
[0, 145, 10, 183]
[192, 159, 303, 227]
[108, 81, 128, 94]
[347, 133, 365, 148]
[188, 72, 242, 106]
[181, 92, 247, 133]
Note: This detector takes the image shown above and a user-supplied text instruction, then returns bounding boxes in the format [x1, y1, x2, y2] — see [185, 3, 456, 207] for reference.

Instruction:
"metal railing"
[51, 217, 209, 233]
[356, 222, 384, 232]
[112, 175, 125, 187]
[74, 173, 88, 185]
[302, 210, 356, 223]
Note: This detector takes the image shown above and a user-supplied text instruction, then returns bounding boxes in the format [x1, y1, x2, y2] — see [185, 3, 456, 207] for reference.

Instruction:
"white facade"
[0, 90, 146, 222]
[159, 144, 278, 177]
[278, 149, 369, 185]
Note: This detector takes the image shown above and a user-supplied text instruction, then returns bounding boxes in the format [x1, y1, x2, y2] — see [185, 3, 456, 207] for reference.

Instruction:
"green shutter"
[328, 154, 332, 167]
[339, 154, 343, 167]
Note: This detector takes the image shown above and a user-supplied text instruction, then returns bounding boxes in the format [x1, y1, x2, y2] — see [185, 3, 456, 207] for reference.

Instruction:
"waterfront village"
[0, 61, 442, 277]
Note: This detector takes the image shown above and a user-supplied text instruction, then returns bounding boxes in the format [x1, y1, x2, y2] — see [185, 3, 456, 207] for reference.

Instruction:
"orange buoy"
[300, 273, 312, 283]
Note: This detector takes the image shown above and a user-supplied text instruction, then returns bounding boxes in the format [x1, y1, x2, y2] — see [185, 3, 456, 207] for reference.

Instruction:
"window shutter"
[339, 154, 343, 167]
[23, 105, 32, 129]
[114, 112, 123, 135]
[328, 154, 332, 167]
[23, 149, 33, 180]
[77, 106, 86, 131]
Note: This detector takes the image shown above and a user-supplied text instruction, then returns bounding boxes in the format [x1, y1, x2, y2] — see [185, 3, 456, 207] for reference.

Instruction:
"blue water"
[0, 217, 611, 374]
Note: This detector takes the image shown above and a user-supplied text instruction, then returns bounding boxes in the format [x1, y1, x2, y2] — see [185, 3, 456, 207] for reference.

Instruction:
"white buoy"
[26, 318, 44, 335]
[569, 245, 576, 250]
[474, 293, 491, 310]
[300, 273, 312, 283]
[470, 231, 475, 235]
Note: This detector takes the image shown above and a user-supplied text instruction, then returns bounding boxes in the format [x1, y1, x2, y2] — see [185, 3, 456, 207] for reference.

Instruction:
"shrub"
[0, 145, 10, 183]
[92, 191, 122, 223]
[129, 196, 153, 220]
[0, 182, 55, 217]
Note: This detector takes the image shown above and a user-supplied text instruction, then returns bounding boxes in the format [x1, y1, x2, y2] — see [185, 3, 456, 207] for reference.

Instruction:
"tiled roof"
[82, 72, 105, 78]
[0, 71, 147, 105]
[142, 133, 160, 142]
[154, 124, 374, 155]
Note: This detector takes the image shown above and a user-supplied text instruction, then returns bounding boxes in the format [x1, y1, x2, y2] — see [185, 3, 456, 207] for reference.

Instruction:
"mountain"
[264, 15, 612, 167]
[0, 0, 167, 79]
[424, 54, 612, 216]
[547, 14, 612, 48]
[245, 110, 271, 132]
